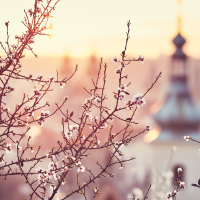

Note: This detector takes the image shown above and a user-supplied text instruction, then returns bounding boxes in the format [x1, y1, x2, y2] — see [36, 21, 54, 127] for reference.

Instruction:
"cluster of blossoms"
[166, 189, 178, 199]
[115, 92, 136, 106]
[7, 50, 15, 59]
[33, 88, 42, 98]
[90, 115, 98, 122]
[0, 54, 22, 67]
[76, 160, 86, 172]
[112, 55, 145, 74]
[24, 106, 34, 119]
[14, 33, 29, 43]
[115, 84, 128, 101]
[112, 57, 127, 72]
[112, 60, 147, 108]
[132, 93, 146, 107]
[82, 94, 101, 109]
[90, 94, 101, 103]
[63, 156, 86, 173]
[3, 141, 23, 157]
[112, 55, 147, 109]
[114, 63, 127, 74]
[114, 140, 124, 159]
[165, 181, 185, 200]
[125, 93, 146, 110]
[36, 157, 72, 188]
[27, 110, 34, 119]
[125, 99, 133, 110]
[89, 115, 99, 132]
[88, 114, 108, 135]
[165, 168, 185, 199]
[37, 111, 50, 127]
[109, 132, 115, 139]
[36, 162, 59, 186]
[115, 140, 124, 147]
[93, 139, 100, 148]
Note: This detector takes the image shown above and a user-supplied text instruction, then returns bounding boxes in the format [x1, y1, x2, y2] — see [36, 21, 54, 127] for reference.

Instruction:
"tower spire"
[177, 0, 182, 34]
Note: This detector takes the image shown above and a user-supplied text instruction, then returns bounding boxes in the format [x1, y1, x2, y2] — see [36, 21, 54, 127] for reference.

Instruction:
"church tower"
[151, 0, 200, 199]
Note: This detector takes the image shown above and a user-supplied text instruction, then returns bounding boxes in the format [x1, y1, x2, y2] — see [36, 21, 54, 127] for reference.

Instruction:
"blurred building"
[151, 4, 200, 200]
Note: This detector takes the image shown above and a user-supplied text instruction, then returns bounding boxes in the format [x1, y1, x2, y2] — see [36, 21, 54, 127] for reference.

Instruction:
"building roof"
[153, 76, 200, 141]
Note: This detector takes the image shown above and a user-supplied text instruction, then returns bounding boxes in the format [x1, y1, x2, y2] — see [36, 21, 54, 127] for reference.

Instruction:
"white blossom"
[111, 56, 118, 64]
[183, 135, 190, 141]
[4, 143, 12, 154]
[77, 165, 85, 172]
[177, 167, 182, 173]
[139, 55, 145, 64]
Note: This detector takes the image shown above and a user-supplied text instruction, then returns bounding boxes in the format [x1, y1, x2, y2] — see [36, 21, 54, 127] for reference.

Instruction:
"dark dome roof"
[173, 33, 186, 47]
[154, 77, 200, 130]
[172, 33, 187, 60]
[153, 77, 200, 141]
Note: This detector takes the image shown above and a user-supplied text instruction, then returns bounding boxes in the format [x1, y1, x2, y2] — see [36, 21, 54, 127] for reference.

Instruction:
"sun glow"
[143, 128, 160, 143]
[28, 124, 42, 138]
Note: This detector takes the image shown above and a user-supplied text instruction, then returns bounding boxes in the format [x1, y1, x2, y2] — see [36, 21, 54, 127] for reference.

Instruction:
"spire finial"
[177, 0, 182, 33]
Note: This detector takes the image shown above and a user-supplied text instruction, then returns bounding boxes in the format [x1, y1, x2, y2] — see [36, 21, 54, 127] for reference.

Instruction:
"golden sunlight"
[143, 128, 160, 143]
[28, 124, 42, 138]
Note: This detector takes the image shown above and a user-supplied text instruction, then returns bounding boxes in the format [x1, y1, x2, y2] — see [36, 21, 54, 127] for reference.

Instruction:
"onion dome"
[172, 33, 187, 60]
[153, 76, 200, 141]
[173, 33, 186, 47]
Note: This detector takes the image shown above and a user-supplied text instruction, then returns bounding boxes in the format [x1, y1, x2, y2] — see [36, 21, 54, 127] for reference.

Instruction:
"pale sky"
[0, 0, 200, 58]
